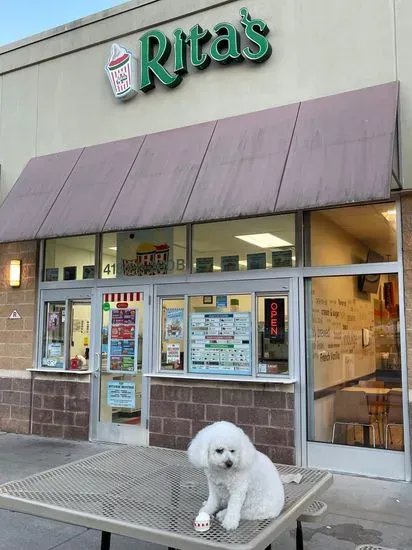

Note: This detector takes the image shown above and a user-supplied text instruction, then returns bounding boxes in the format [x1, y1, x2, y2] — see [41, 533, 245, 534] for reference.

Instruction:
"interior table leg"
[363, 425, 371, 447]
[101, 531, 111, 550]
[296, 519, 303, 550]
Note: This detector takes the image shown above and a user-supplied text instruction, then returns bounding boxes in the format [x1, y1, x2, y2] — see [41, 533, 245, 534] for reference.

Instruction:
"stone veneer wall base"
[149, 379, 295, 464]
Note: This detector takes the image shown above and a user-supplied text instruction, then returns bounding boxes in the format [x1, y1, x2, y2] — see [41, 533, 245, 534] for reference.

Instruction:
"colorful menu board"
[107, 308, 138, 373]
[189, 312, 251, 375]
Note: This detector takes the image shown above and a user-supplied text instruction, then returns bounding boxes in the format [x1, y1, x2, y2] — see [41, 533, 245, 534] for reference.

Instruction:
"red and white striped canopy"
[103, 292, 141, 303]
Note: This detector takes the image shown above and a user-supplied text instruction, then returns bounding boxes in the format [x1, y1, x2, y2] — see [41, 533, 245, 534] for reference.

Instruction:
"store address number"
[103, 260, 186, 275]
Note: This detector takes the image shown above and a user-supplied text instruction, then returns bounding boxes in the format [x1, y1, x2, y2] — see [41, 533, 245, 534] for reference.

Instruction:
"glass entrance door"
[91, 286, 151, 444]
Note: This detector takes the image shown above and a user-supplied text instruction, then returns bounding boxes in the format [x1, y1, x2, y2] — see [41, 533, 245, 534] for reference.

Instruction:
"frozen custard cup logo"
[105, 43, 138, 101]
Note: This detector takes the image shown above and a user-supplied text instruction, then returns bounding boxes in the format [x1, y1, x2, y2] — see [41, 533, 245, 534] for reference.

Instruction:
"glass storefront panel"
[42, 302, 66, 368]
[192, 215, 296, 273]
[187, 294, 252, 376]
[70, 302, 91, 370]
[160, 298, 185, 371]
[100, 292, 144, 425]
[306, 274, 403, 451]
[308, 202, 397, 266]
[257, 295, 289, 376]
[44, 236, 96, 281]
[101, 226, 186, 278]
[41, 300, 91, 370]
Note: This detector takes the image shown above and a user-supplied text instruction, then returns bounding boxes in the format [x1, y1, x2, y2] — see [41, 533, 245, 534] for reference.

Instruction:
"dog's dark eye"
[230, 450, 235, 453]
[215, 448, 224, 454]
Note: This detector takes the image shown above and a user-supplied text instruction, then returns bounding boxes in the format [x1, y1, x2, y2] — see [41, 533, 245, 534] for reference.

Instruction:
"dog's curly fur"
[188, 421, 285, 531]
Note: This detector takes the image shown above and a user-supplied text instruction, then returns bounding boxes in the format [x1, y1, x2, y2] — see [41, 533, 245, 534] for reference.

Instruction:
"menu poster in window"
[264, 298, 285, 343]
[247, 253, 266, 270]
[45, 268, 59, 282]
[189, 312, 252, 375]
[107, 381, 136, 408]
[48, 343, 62, 357]
[63, 266, 77, 281]
[48, 312, 61, 332]
[216, 295, 228, 308]
[83, 265, 95, 280]
[221, 255, 239, 272]
[272, 248, 293, 268]
[196, 257, 214, 273]
[166, 343, 180, 366]
[164, 308, 184, 340]
[107, 308, 138, 373]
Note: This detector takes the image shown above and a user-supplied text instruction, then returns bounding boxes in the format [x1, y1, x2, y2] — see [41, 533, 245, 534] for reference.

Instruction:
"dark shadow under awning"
[0, 82, 399, 243]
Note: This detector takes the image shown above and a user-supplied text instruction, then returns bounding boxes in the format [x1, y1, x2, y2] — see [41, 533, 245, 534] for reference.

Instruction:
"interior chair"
[385, 391, 403, 449]
[359, 380, 384, 388]
[332, 390, 376, 447]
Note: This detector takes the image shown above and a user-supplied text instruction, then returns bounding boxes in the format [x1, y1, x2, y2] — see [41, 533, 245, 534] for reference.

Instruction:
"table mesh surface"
[0, 446, 331, 548]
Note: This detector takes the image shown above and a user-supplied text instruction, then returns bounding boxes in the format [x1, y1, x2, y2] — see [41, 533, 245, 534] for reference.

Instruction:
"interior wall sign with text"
[264, 298, 285, 344]
[105, 8, 272, 101]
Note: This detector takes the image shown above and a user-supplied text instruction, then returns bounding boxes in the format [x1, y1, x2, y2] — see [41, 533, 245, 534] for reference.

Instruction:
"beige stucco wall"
[0, 0, 407, 201]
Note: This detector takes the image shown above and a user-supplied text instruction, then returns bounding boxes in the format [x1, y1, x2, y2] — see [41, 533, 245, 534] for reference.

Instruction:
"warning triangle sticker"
[8, 310, 22, 320]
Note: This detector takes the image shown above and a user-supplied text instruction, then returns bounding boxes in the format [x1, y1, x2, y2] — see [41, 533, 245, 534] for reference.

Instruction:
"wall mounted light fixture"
[9, 260, 22, 288]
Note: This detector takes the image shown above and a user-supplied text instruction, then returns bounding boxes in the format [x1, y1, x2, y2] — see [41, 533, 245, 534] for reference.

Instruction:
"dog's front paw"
[216, 509, 227, 522]
[221, 514, 239, 531]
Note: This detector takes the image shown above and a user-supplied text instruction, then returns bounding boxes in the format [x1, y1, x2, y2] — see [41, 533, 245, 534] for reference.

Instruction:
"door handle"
[93, 352, 101, 378]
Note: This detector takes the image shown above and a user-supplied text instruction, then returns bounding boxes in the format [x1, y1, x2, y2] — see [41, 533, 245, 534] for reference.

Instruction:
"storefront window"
[41, 300, 91, 370]
[257, 296, 289, 376]
[160, 298, 185, 371]
[307, 202, 397, 266]
[43, 236, 96, 281]
[42, 302, 66, 368]
[188, 294, 252, 376]
[306, 274, 403, 451]
[192, 215, 296, 273]
[101, 226, 187, 278]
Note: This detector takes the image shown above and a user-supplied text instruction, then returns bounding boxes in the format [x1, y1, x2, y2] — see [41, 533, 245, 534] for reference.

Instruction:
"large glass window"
[306, 274, 403, 451]
[307, 202, 397, 266]
[188, 294, 252, 376]
[192, 215, 296, 273]
[101, 226, 186, 278]
[41, 300, 91, 370]
[43, 236, 96, 281]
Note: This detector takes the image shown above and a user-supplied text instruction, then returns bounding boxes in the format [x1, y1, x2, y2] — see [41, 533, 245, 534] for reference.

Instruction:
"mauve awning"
[276, 82, 399, 211]
[103, 122, 215, 232]
[37, 137, 144, 239]
[182, 104, 299, 222]
[0, 82, 399, 243]
[0, 149, 82, 242]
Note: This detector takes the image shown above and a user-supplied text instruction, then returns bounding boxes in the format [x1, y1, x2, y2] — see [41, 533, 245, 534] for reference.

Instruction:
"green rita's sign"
[105, 8, 272, 101]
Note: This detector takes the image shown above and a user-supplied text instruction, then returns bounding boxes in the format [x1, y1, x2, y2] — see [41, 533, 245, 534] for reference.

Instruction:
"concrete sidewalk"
[0, 433, 411, 550]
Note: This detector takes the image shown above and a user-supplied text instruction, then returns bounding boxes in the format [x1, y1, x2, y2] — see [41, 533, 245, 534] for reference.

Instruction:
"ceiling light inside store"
[109, 247, 117, 251]
[235, 233, 292, 248]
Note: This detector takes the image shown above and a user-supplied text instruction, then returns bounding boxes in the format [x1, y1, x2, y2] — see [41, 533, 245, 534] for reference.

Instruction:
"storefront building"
[0, 0, 411, 481]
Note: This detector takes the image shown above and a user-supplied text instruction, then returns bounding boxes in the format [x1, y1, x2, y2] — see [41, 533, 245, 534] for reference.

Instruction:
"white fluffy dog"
[188, 421, 285, 531]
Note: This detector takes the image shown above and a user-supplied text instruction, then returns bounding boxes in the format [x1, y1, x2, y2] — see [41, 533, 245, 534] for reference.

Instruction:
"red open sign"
[264, 298, 285, 343]
[116, 302, 129, 309]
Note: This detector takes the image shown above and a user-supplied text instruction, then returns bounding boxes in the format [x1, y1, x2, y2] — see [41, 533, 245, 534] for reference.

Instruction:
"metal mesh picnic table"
[0, 445, 332, 550]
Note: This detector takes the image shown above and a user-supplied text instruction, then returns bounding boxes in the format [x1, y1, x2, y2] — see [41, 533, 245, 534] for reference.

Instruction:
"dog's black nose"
[225, 460, 233, 468]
